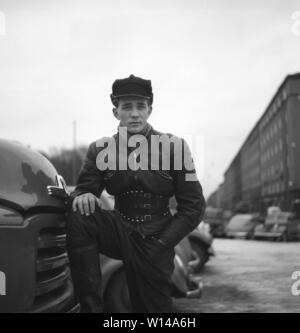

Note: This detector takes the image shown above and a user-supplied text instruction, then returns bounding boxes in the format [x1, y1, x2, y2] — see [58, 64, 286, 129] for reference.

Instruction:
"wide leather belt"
[115, 190, 170, 223]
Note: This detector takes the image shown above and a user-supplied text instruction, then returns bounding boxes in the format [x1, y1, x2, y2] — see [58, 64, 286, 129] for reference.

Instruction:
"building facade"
[214, 73, 300, 213]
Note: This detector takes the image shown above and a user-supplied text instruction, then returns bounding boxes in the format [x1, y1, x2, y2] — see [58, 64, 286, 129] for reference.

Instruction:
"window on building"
[278, 118, 282, 130]
[279, 138, 283, 151]
[277, 97, 281, 109]
[282, 89, 287, 101]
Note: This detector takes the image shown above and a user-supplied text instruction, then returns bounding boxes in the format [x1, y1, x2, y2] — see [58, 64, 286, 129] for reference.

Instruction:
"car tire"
[104, 268, 132, 313]
[189, 239, 209, 273]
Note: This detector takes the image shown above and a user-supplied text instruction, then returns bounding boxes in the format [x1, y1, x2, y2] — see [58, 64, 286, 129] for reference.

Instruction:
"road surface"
[175, 238, 300, 313]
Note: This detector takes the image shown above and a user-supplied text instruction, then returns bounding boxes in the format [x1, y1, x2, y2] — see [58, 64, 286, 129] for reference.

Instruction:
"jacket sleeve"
[159, 138, 206, 247]
[70, 141, 105, 199]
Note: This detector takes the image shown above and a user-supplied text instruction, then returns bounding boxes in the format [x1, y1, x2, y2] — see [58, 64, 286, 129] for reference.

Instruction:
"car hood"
[0, 139, 65, 211]
[226, 214, 255, 231]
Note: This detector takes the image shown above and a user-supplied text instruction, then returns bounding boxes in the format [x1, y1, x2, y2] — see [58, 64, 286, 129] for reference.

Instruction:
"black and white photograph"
[1, 0, 300, 318]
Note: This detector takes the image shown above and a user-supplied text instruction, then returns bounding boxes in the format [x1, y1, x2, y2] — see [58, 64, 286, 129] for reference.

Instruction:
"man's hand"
[72, 193, 102, 216]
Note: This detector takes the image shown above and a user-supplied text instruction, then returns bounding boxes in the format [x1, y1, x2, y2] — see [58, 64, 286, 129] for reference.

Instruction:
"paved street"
[175, 238, 300, 313]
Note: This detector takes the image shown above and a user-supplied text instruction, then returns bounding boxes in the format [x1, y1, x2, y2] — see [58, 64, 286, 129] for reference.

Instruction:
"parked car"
[0, 139, 137, 313]
[225, 213, 261, 239]
[169, 197, 215, 272]
[254, 211, 300, 242]
[203, 207, 226, 238]
[187, 221, 215, 272]
[0, 139, 79, 312]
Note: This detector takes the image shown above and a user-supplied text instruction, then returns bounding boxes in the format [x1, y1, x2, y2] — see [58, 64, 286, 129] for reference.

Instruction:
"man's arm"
[158, 138, 206, 247]
[70, 141, 105, 200]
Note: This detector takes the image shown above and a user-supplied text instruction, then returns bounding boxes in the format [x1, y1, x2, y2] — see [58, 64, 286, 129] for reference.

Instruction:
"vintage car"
[186, 221, 215, 272]
[168, 197, 215, 272]
[254, 211, 300, 242]
[225, 213, 261, 239]
[0, 139, 80, 312]
[0, 138, 202, 313]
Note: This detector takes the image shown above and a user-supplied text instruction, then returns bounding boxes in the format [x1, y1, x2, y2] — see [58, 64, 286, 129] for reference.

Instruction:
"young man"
[67, 74, 206, 313]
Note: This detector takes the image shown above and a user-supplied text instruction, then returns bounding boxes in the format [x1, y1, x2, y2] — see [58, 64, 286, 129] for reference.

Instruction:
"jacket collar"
[116, 123, 153, 142]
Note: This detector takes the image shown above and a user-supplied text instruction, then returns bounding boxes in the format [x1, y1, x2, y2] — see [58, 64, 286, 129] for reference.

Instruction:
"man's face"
[113, 97, 152, 134]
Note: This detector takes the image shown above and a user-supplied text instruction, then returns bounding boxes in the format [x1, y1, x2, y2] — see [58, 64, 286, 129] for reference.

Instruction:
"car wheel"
[188, 240, 209, 273]
[104, 268, 132, 313]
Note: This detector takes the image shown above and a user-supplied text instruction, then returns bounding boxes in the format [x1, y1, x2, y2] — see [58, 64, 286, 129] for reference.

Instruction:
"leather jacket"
[71, 124, 206, 247]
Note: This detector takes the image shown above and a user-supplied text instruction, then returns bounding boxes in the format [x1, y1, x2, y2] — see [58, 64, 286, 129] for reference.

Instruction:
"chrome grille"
[32, 226, 76, 312]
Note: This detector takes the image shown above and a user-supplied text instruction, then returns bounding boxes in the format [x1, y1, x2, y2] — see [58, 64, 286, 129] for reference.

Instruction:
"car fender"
[171, 254, 189, 296]
[188, 230, 212, 249]
[100, 252, 192, 299]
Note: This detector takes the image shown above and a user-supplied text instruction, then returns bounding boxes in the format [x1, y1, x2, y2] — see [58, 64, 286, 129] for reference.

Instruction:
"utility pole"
[72, 120, 77, 185]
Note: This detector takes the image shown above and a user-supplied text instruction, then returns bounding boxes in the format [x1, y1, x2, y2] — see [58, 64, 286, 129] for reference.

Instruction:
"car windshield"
[227, 214, 254, 231]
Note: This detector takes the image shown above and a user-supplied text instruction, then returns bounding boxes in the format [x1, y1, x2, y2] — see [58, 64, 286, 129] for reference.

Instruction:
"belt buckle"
[144, 215, 151, 222]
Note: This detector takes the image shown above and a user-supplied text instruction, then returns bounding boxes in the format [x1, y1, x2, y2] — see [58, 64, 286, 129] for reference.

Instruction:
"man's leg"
[124, 232, 175, 313]
[66, 208, 124, 313]
[67, 208, 175, 313]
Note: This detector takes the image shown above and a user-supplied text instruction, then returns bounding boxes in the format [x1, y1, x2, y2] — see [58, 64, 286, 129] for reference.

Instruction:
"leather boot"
[68, 244, 103, 313]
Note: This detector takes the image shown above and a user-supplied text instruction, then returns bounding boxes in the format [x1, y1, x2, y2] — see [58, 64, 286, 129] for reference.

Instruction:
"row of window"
[243, 166, 260, 183]
[240, 134, 286, 174]
[242, 145, 260, 171]
[261, 117, 283, 147]
[261, 160, 284, 181]
[260, 89, 287, 130]
[261, 181, 285, 196]
[242, 179, 260, 191]
[261, 139, 283, 164]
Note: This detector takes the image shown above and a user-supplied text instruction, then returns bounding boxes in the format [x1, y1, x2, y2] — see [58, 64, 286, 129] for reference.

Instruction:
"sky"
[0, 0, 300, 198]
